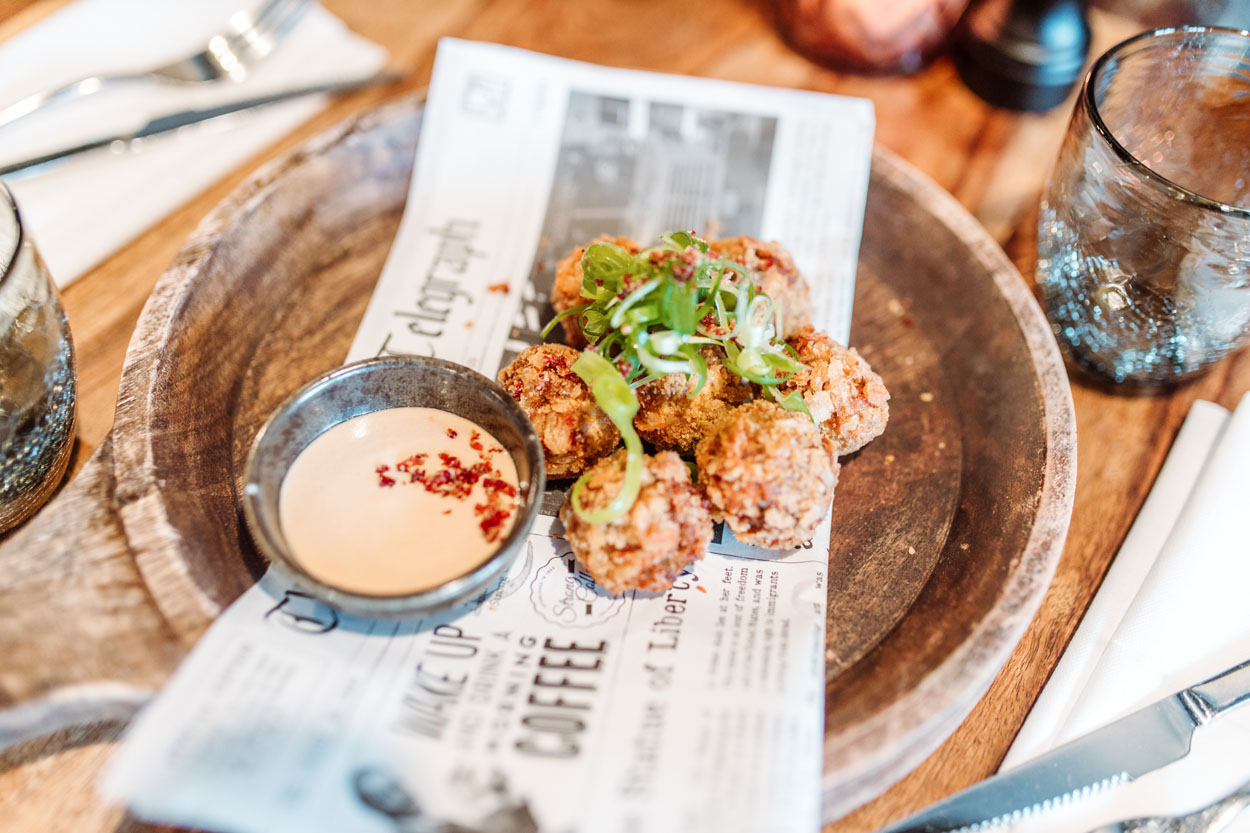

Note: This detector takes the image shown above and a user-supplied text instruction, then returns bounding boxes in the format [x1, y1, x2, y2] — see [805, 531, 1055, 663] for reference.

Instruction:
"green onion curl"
[552, 232, 816, 523]
[570, 350, 644, 524]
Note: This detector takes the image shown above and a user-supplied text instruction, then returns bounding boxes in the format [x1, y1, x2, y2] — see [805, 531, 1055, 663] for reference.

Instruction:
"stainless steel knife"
[0, 71, 401, 178]
[877, 657, 1250, 833]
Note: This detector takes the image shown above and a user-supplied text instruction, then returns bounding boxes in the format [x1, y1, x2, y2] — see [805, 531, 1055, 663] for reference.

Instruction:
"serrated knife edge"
[876, 657, 1250, 833]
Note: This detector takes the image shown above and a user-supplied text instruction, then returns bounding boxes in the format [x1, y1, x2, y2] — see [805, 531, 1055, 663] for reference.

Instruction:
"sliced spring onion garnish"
[768, 387, 814, 420]
[554, 231, 814, 523]
[661, 230, 708, 253]
[570, 351, 643, 523]
[540, 301, 592, 339]
[677, 344, 709, 397]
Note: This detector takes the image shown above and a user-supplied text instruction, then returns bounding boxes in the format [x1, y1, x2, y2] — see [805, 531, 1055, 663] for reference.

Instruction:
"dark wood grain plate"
[0, 95, 1076, 823]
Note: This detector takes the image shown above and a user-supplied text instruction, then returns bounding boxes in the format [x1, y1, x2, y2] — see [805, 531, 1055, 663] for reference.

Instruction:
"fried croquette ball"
[551, 235, 644, 348]
[560, 450, 712, 594]
[778, 326, 890, 457]
[708, 236, 813, 337]
[696, 400, 838, 550]
[633, 347, 753, 455]
[498, 344, 619, 478]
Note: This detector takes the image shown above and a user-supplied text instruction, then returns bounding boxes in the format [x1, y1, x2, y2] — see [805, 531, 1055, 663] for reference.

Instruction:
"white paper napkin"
[0, 0, 388, 287]
[1000, 392, 1250, 833]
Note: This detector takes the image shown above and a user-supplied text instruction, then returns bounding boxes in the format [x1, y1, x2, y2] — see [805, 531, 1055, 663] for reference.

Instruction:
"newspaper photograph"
[102, 39, 875, 833]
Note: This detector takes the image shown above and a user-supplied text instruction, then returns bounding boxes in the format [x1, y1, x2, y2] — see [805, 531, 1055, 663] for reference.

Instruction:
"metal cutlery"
[876, 656, 1250, 832]
[1085, 778, 1250, 833]
[0, 71, 402, 178]
[0, 0, 314, 129]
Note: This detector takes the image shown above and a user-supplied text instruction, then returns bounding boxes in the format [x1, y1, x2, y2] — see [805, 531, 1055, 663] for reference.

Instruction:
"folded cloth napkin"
[0, 0, 387, 287]
[1000, 392, 1250, 833]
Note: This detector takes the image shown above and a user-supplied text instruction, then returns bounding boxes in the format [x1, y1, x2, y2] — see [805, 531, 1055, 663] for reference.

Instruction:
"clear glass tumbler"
[1037, 27, 1250, 386]
[0, 182, 76, 532]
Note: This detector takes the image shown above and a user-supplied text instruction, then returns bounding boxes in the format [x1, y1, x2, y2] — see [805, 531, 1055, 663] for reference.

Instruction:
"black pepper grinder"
[951, 0, 1092, 111]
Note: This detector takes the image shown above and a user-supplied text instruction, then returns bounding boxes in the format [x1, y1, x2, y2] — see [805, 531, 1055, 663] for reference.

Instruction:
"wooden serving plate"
[0, 95, 1076, 822]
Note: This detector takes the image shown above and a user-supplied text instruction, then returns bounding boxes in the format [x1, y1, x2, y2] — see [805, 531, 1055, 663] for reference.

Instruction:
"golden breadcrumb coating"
[696, 400, 838, 550]
[707, 236, 812, 338]
[560, 450, 712, 594]
[779, 326, 890, 457]
[498, 344, 620, 478]
[634, 347, 753, 455]
[551, 235, 644, 348]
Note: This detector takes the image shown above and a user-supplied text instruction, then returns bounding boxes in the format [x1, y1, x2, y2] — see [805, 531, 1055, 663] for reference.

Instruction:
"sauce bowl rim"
[240, 354, 546, 618]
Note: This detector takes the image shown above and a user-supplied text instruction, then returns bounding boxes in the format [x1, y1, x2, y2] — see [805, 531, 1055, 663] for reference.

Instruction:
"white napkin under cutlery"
[0, 0, 388, 286]
[1001, 392, 1250, 833]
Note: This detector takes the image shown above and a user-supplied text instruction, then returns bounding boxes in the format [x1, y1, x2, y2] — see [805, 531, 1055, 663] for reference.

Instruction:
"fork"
[1085, 779, 1250, 833]
[0, 0, 313, 129]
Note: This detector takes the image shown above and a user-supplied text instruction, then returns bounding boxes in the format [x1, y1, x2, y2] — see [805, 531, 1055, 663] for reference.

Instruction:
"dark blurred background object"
[768, 0, 1243, 83]
[949, 0, 1247, 114]
[952, 0, 1091, 111]
[771, 0, 973, 74]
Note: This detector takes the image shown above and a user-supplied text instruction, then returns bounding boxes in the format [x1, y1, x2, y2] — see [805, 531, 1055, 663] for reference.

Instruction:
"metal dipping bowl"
[241, 355, 545, 618]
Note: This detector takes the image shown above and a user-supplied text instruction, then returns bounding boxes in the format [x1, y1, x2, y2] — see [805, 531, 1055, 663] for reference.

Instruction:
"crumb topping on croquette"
[707, 236, 812, 338]
[506, 232, 892, 593]
[779, 326, 890, 457]
[559, 450, 712, 594]
[551, 235, 644, 348]
[498, 344, 620, 478]
[634, 347, 752, 455]
[696, 400, 838, 550]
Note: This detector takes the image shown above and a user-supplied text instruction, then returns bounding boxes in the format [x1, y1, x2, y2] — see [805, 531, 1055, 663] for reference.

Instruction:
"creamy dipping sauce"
[278, 407, 519, 596]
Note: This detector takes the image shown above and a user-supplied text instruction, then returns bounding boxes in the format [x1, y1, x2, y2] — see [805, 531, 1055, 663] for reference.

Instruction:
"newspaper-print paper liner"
[101, 39, 876, 833]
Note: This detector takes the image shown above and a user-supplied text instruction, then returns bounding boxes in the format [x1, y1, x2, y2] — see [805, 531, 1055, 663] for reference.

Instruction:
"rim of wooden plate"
[820, 148, 1076, 820]
[17, 92, 1073, 816]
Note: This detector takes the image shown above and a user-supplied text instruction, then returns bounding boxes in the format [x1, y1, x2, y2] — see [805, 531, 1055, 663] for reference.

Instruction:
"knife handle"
[1186, 657, 1250, 723]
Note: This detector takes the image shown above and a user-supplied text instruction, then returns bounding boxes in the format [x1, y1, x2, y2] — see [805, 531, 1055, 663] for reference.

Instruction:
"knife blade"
[0, 71, 402, 178]
[877, 657, 1250, 833]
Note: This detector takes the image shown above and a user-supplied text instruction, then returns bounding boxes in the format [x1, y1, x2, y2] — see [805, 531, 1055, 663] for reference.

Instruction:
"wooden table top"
[2, 2, 1248, 832]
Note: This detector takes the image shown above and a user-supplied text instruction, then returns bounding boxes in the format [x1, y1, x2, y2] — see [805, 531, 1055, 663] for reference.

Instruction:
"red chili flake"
[699, 312, 729, 338]
[447, 428, 458, 439]
[622, 273, 649, 294]
[396, 453, 426, 473]
[380, 442, 518, 544]
[487, 282, 510, 294]
[482, 477, 518, 498]
[478, 505, 513, 544]
[543, 352, 570, 372]
[376, 465, 396, 488]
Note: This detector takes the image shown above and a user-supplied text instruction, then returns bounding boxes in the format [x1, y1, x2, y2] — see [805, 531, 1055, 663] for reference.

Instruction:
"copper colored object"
[772, 0, 972, 73]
